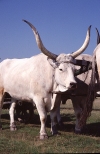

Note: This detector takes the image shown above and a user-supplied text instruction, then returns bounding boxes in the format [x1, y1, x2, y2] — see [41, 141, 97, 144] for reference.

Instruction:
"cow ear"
[47, 57, 59, 69]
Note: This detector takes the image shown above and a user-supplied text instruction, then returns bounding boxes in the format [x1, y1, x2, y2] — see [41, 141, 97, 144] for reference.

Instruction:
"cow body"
[0, 20, 90, 139]
[0, 53, 77, 138]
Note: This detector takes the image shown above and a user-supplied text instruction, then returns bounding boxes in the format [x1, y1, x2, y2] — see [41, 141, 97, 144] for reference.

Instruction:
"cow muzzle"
[69, 82, 77, 90]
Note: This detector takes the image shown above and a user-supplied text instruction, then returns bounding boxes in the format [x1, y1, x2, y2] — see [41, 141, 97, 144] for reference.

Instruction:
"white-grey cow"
[58, 29, 100, 134]
[0, 20, 91, 139]
[57, 28, 100, 133]
[58, 54, 93, 133]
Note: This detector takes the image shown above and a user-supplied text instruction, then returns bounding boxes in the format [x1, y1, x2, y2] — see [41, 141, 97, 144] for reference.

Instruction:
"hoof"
[10, 122, 17, 131]
[52, 132, 61, 136]
[75, 129, 81, 134]
[10, 127, 17, 131]
[40, 134, 48, 140]
[18, 118, 24, 123]
[75, 126, 87, 134]
[51, 125, 58, 135]
[52, 131, 59, 136]
[58, 120, 64, 130]
[0, 127, 2, 130]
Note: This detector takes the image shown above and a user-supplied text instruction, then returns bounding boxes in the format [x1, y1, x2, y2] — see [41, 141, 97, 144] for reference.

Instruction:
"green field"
[0, 98, 100, 153]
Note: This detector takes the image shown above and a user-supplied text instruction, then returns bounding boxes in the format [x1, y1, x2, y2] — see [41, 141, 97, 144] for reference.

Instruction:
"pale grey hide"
[0, 20, 91, 139]
[94, 44, 100, 82]
[92, 28, 100, 93]
[58, 53, 99, 134]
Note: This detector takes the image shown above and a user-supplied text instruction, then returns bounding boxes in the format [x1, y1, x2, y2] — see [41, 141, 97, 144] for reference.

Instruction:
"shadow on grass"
[46, 114, 100, 137]
[84, 122, 100, 137]
[92, 108, 100, 111]
[1, 112, 100, 137]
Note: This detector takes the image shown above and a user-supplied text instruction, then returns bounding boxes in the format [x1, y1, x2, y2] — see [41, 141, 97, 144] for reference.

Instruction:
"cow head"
[47, 53, 77, 92]
[23, 20, 91, 92]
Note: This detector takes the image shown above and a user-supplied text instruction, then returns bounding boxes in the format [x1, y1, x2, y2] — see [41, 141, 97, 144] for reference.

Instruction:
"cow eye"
[59, 68, 63, 71]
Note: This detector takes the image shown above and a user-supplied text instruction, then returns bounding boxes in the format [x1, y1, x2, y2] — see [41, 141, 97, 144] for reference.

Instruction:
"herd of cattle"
[0, 20, 100, 139]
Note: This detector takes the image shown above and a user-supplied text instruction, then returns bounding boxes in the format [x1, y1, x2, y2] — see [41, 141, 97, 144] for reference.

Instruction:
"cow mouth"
[58, 84, 77, 92]
[51, 85, 68, 93]
[58, 85, 68, 92]
[51, 83, 77, 94]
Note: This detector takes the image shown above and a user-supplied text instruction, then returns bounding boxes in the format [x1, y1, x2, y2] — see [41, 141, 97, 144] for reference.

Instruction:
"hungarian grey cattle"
[57, 54, 93, 133]
[0, 20, 91, 139]
[58, 28, 100, 134]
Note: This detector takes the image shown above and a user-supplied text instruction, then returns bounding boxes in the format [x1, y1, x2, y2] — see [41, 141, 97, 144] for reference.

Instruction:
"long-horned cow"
[0, 20, 91, 139]
[58, 54, 93, 133]
[58, 28, 100, 134]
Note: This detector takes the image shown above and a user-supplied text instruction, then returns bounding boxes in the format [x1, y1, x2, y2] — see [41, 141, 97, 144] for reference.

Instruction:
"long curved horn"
[95, 28, 100, 45]
[72, 25, 91, 58]
[23, 19, 58, 60]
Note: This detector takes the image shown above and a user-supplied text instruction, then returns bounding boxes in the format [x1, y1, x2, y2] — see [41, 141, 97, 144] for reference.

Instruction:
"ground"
[0, 97, 100, 153]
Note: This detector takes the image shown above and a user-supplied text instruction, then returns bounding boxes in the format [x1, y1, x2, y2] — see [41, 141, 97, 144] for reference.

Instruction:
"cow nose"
[70, 82, 77, 89]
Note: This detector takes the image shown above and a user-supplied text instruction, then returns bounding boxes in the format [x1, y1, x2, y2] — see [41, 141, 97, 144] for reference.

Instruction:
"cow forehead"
[59, 62, 75, 69]
[56, 53, 73, 63]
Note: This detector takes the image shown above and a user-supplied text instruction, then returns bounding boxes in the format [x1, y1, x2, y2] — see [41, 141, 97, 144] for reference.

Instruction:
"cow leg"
[71, 96, 87, 134]
[9, 99, 17, 131]
[35, 99, 48, 140]
[56, 104, 64, 129]
[24, 107, 34, 124]
[50, 94, 61, 135]
[50, 110, 58, 135]
[28, 104, 34, 123]
[16, 109, 23, 123]
[15, 102, 24, 123]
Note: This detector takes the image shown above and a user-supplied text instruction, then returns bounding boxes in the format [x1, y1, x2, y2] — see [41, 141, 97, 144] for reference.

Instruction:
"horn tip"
[95, 27, 99, 33]
[88, 25, 92, 30]
[22, 19, 27, 23]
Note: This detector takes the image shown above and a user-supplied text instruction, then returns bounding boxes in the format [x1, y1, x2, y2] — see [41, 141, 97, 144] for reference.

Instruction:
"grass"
[0, 98, 100, 153]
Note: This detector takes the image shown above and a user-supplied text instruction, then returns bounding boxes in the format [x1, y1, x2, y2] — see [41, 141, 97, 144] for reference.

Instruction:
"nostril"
[70, 82, 77, 89]
[70, 82, 76, 85]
